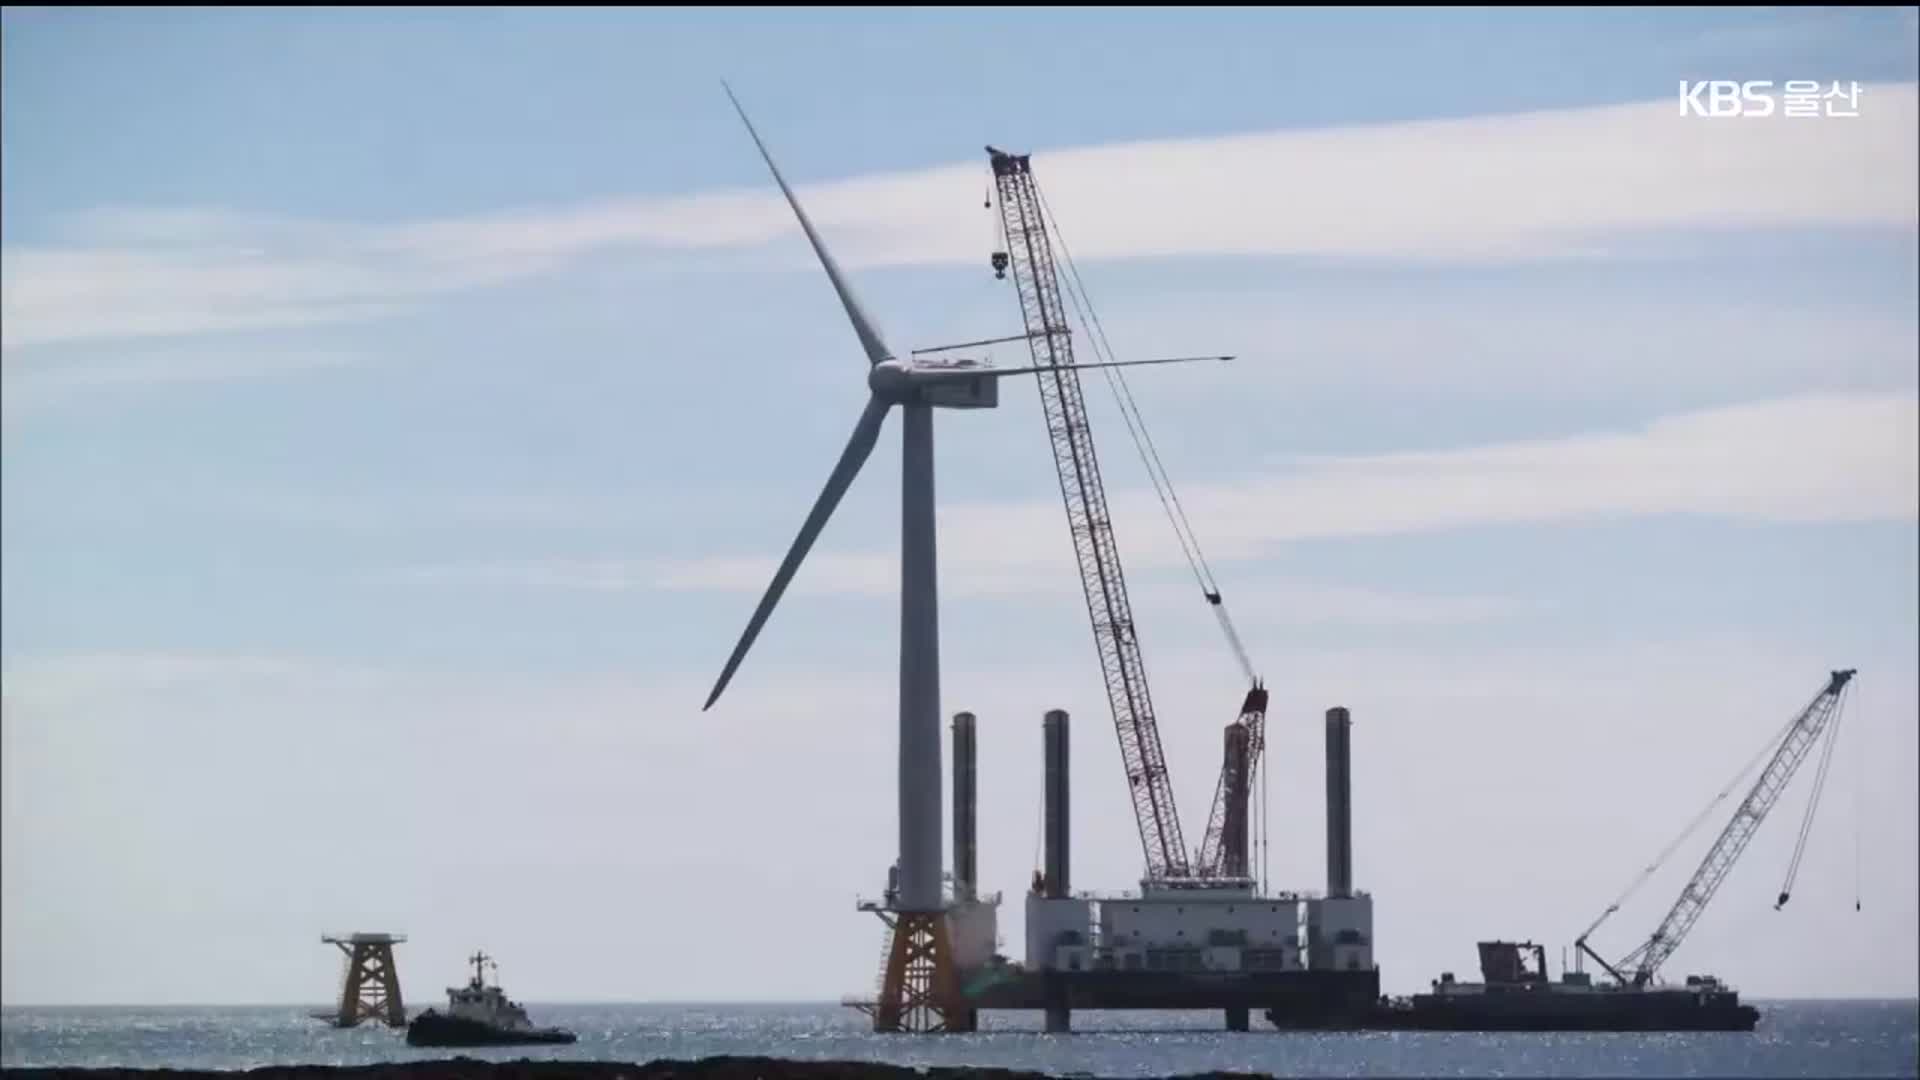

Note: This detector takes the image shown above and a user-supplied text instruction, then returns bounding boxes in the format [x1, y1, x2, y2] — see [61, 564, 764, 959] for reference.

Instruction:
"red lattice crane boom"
[986, 145, 1261, 884]
[987, 145, 1189, 880]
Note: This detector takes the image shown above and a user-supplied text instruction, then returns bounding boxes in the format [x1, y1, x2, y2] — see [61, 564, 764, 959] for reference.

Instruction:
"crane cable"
[1843, 680, 1858, 907]
[1585, 701, 1804, 942]
[1041, 185, 1215, 599]
[1033, 183, 1257, 687]
[1777, 682, 1851, 909]
[1260, 738, 1272, 894]
[984, 173, 1000, 257]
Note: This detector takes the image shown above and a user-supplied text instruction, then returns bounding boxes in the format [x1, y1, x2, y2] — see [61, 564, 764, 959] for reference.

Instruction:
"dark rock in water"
[0, 1057, 1279, 1080]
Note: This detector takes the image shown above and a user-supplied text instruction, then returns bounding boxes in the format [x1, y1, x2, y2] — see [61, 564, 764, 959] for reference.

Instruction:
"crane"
[1576, 668, 1857, 988]
[1194, 685, 1270, 879]
[984, 145, 1261, 885]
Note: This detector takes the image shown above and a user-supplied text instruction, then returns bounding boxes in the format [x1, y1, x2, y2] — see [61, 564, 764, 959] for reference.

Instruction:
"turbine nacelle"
[868, 359, 1000, 409]
[867, 353, 1236, 409]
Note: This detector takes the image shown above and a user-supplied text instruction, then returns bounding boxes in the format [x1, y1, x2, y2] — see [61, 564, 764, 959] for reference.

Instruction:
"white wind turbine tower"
[702, 84, 1229, 1031]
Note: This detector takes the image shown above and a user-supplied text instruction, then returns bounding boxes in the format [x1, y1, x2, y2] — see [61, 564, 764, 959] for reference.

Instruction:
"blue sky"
[3, 7, 1917, 1006]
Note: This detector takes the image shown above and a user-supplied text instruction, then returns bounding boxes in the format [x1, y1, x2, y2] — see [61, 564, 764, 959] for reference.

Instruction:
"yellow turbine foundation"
[319, 933, 407, 1028]
[873, 911, 970, 1033]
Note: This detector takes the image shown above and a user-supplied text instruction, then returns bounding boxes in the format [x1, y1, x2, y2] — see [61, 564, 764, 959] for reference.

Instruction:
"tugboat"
[406, 950, 577, 1047]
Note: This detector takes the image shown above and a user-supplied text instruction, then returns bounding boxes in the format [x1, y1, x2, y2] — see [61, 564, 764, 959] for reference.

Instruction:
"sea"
[3, 1002, 1917, 1077]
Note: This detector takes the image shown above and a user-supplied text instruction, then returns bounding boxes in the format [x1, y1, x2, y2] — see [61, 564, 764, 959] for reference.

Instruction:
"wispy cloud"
[370, 558, 1524, 629]
[4, 85, 1914, 349]
[1097, 292, 1920, 404]
[376, 554, 898, 596]
[249, 492, 647, 533]
[0, 243, 554, 350]
[0, 651, 384, 713]
[1188, 581, 1522, 629]
[0, 346, 365, 414]
[1229, 389, 1917, 532]
[376, 390, 1917, 599]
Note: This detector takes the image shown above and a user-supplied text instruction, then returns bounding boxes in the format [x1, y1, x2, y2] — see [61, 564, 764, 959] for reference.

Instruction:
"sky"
[2, 6, 1917, 1007]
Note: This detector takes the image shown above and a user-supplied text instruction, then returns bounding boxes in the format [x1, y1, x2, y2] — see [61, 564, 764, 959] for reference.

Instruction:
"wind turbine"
[703, 85, 1230, 925]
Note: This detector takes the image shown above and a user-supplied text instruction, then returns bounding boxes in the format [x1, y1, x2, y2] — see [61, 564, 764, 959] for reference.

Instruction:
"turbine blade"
[723, 82, 893, 367]
[703, 393, 892, 711]
[917, 354, 1235, 380]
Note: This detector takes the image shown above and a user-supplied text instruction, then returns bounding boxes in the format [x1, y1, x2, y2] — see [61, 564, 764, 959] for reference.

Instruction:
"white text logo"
[1679, 80, 1863, 118]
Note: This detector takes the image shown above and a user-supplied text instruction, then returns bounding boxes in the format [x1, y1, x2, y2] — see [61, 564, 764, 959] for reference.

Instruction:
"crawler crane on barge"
[941, 146, 1379, 1032]
[983, 144, 1269, 892]
[1266, 668, 1859, 1032]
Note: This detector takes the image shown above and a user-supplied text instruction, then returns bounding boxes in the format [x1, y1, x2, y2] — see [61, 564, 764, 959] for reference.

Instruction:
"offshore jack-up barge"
[856, 708, 1385, 1033]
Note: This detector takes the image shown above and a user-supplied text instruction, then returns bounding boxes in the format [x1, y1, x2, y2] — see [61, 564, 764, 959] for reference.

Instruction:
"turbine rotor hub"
[867, 359, 915, 402]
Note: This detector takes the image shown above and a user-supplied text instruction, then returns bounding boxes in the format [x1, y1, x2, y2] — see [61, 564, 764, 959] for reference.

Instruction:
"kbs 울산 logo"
[1678, 80, 1863, 118]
